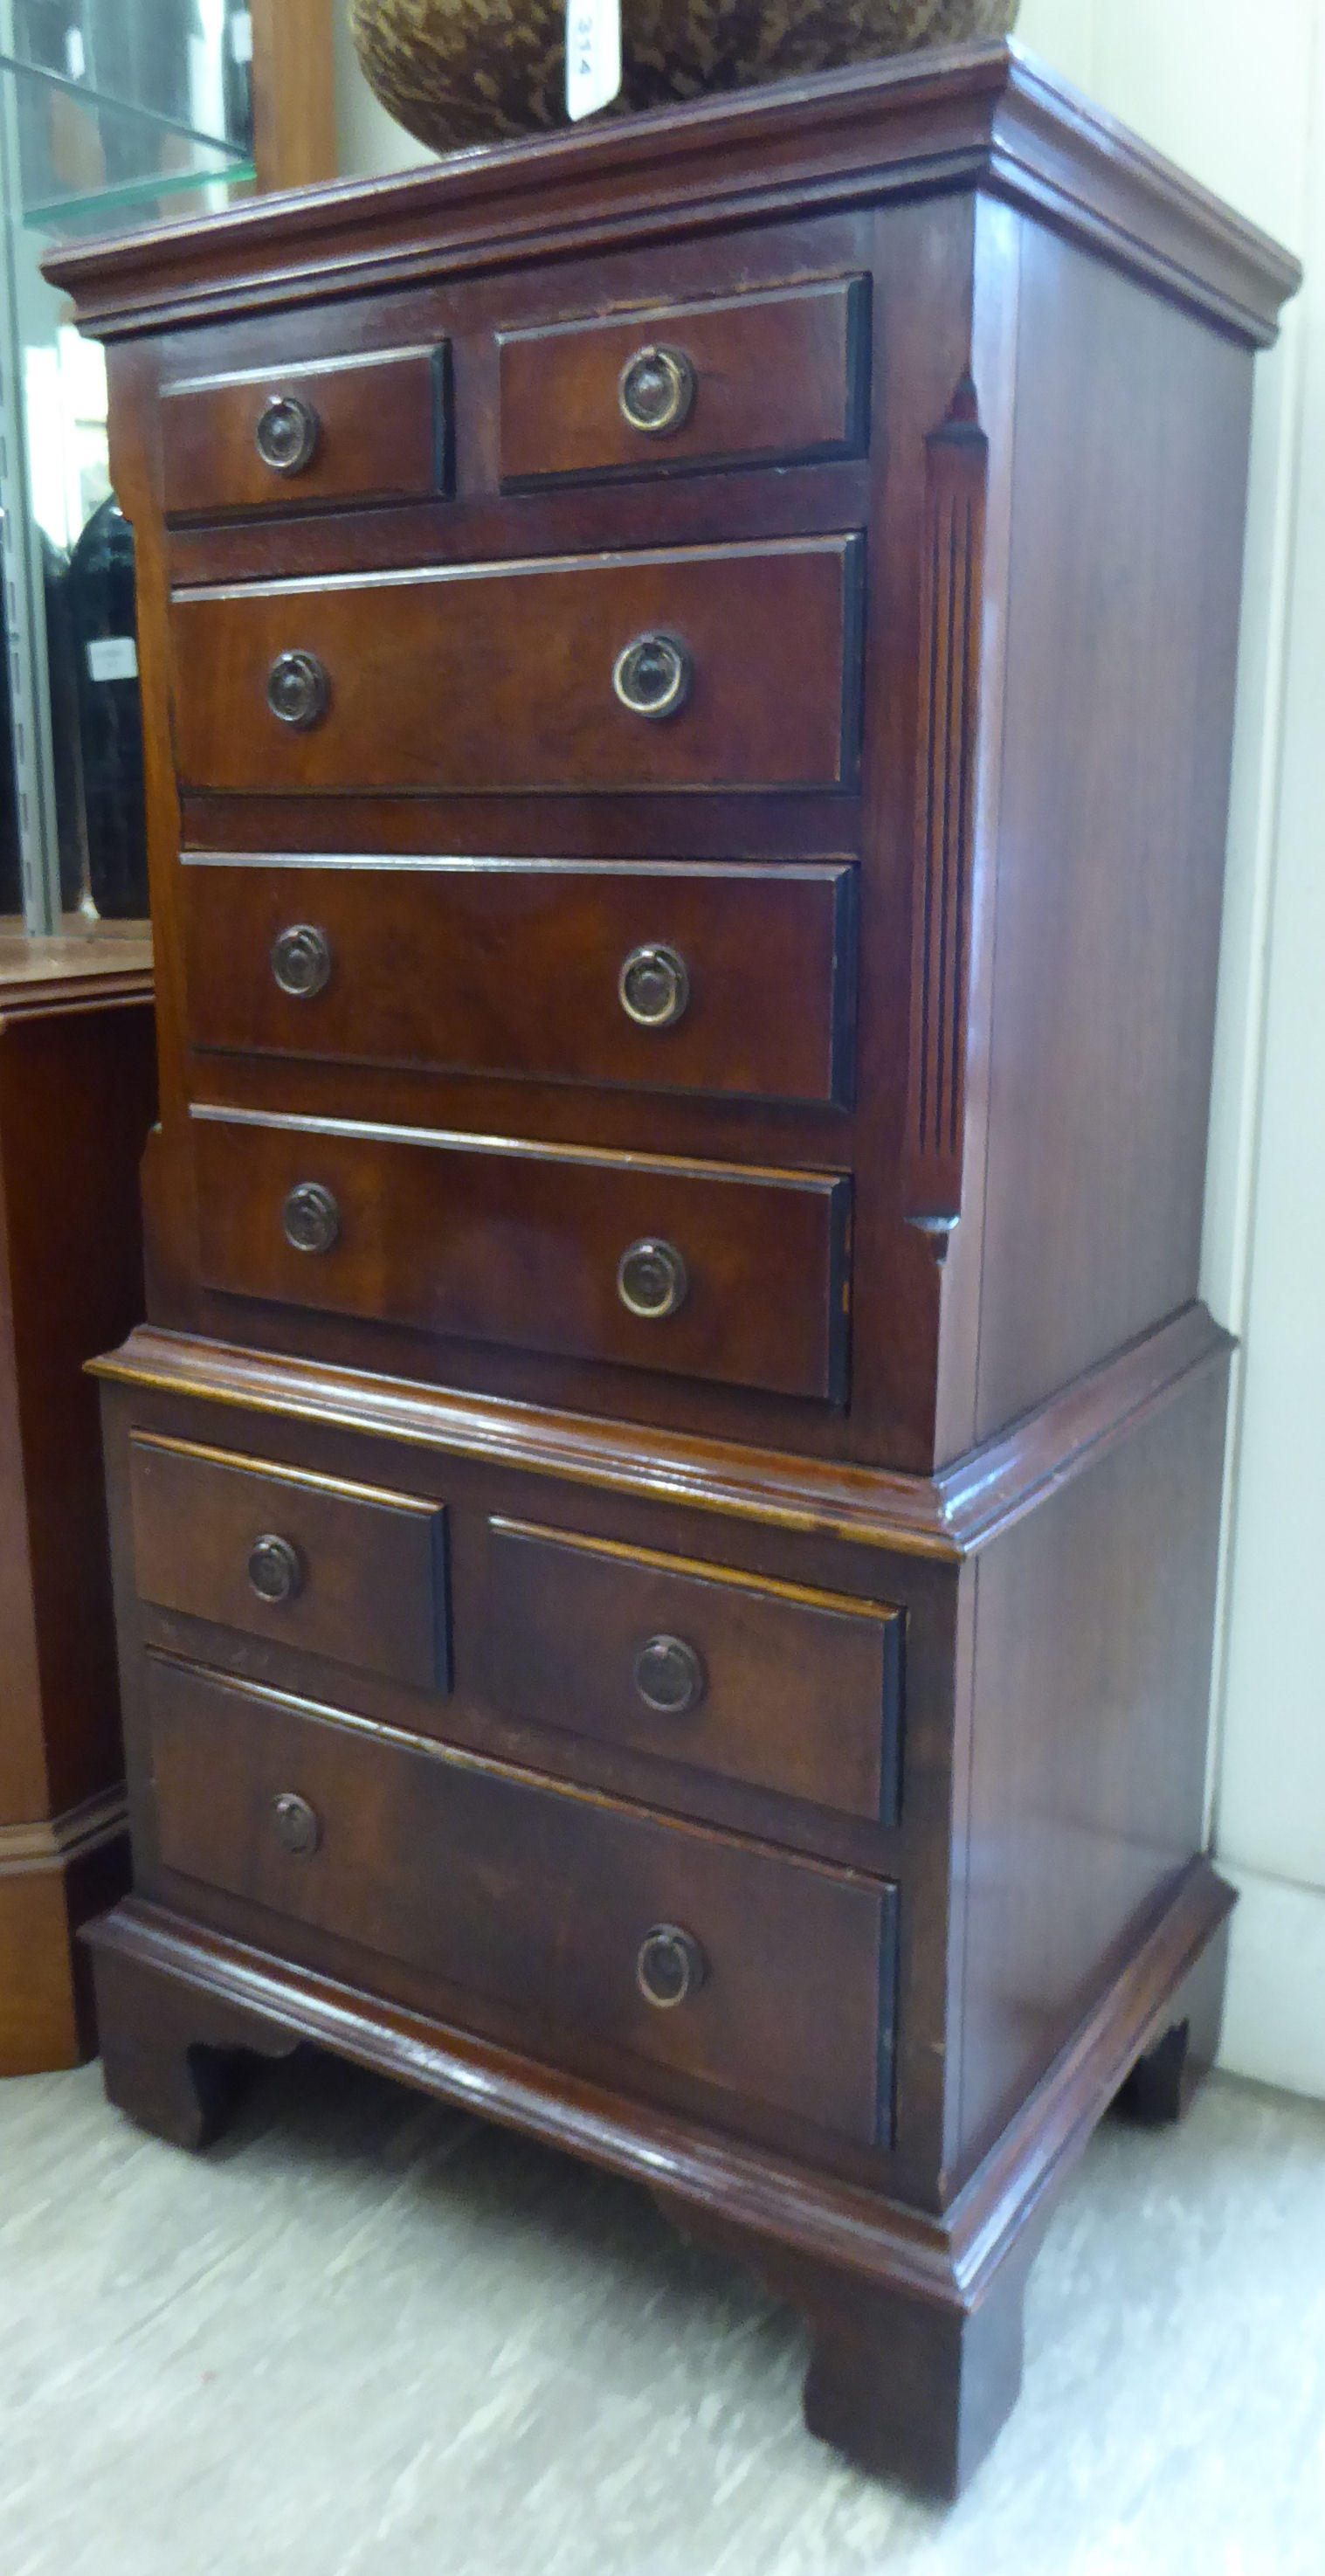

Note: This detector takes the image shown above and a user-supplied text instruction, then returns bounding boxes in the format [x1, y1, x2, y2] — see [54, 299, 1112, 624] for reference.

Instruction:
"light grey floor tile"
[0, 2056, 1321, 2575]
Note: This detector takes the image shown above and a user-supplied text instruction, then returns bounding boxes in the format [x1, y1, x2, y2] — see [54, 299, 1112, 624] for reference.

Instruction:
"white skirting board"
[1217, 1863, 1325, 2100]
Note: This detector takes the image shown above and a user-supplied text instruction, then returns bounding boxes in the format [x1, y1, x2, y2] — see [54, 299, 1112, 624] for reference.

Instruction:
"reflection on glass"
[43, 524, 86, 911]
[1, 0, 254, 232]
[13, 300, 148, 924]
[0, 0, 254, 930]
[22, 313, 146, 923]
[27, 323, 107, 912]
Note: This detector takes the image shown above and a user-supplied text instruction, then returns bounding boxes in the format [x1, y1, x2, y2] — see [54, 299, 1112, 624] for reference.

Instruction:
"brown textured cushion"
[350, 0, 1019, 152]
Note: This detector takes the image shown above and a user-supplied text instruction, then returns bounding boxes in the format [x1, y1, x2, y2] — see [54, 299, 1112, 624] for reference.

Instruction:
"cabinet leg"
[1115, 1913, 1229, 2127]
[87, 1918, 299, 2151]
[653, 2192, 1035, 2501]
[800, 2252, 1031, 2498]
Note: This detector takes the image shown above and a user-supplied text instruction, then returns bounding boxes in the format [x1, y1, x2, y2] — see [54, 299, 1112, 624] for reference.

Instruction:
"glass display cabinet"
[1, 0, 254, 238]
[0, 2, 258, 2073]
[0, 0, 256, 935]
[0, 0, 335, 2076]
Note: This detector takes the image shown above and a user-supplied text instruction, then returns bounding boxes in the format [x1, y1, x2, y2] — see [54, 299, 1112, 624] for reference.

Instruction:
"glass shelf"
[17, 152, 255, 237]
[0, 0, 253, 237]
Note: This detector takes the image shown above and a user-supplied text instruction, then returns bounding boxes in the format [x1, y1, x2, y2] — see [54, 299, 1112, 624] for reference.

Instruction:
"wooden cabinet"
[47, 48, 1298, 2500]
[0, 941, 155, 2073]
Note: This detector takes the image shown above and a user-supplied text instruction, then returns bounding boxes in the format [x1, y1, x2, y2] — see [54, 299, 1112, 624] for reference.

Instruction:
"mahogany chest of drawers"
[49, 44, 1298, 2497]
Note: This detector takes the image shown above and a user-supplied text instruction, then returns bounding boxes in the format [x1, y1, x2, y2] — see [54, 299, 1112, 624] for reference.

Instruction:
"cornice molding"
[44, 45, 1299, 349]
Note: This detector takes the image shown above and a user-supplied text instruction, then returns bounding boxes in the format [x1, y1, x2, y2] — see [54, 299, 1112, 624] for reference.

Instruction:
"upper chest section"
[148, 214, 887, 583]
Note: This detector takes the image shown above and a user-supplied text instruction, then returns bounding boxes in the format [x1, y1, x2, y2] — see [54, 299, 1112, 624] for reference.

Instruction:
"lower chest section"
[115, 1393, 941, 2176]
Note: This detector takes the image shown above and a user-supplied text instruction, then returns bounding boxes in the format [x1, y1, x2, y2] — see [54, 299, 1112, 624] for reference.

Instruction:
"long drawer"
[129, 1431, 450, 1691]
[485, 1516, 903, 1825]
[180, 855, 857, 1108]
[148, 1652, 897, 2144]
[191, 1107, 852, 1401]
[169, 536, 863, 794]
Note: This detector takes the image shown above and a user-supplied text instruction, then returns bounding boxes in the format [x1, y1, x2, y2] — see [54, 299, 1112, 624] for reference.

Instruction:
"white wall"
[334, 5, 440, 176]
[337, 6, 1325, 2096]
[1018, 0, 1325, 2099]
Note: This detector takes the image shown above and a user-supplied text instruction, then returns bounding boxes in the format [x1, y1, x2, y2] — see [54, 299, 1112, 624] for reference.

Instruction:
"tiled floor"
[0, 2053, 1322, 2574]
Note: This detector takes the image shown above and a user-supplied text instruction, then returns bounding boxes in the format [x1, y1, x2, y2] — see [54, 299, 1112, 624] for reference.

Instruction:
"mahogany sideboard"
[0, 936, 154, 2072]
[46, 44, 1299, 2496]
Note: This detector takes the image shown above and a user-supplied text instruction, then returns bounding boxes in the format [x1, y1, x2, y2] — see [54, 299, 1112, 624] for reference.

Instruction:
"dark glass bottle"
[0, 603, 20, 917]
[66, 494, 148, 919]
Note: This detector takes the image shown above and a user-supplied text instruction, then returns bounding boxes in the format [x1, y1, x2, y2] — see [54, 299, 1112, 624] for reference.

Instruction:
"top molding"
[44, 42, 1300, 349]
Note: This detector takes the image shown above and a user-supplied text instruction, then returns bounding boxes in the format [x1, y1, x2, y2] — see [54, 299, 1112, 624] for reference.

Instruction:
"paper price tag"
[566, 0, 621, 122]
[86, 636, 139, 683]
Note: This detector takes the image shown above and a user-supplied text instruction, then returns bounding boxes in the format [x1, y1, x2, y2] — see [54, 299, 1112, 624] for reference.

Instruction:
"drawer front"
[162, 346, 448, 518]
[486, 1518, 902, 1825]
[498, 276, 868, 485]
[148, 1654, 896, 2144]
[192, 1109, 852, 1403]
[181, 856, 857, 1108]
[130, 1433, 448, 1691]
[169, 537, 862, 795]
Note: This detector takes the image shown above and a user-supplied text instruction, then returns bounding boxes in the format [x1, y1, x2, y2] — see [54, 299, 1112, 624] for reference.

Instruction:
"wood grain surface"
[190, 1106, 853, 1401]
[498, 273, 868, 484]
[169, 537, 863, 796]
[180, 854, 857, 1107]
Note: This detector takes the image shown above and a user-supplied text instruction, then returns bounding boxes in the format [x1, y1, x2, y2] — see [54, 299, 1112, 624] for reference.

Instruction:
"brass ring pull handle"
[271, 924, 332, 999]
[612, 632, 692, 722]
[266, 649, 329, 730]
[636, 1923, 706, 2009]
[618, 344, 696, 438]
[281, 1180, 341, 1255]
[617, 1238, 687, 1320]
[633, 1634, 706, 1716]
[247, 1533, 305, 1605]
[618, 943, 689, 1029]
[254, 393, 320, 476]
[270, 1791, 321, 1857]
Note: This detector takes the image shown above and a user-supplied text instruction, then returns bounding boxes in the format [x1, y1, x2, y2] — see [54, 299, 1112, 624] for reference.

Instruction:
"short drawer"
[180, 856, 857, 1108]
[130, 1433, 448, 1691]
[169, 536, 862, 794]
[162, 345, 449, 518]
[148, 1654, 898, 2145]
[191, 1108, 852, 1404]
[497, 276, 868, 485]
[486, 1518, 902, 1825]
